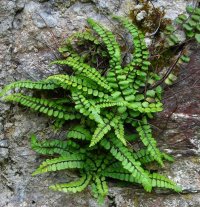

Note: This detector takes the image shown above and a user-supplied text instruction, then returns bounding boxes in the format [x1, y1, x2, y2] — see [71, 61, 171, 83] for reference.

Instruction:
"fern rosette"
[0, 15, 182, 203]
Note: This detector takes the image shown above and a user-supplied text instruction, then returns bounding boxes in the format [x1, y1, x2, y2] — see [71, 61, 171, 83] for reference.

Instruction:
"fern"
[87, 18, 121, 69]
[32, 154, 85, 175]
[50, 174, 92, 193]
[90, 117, 112, 147]
[31, 136, 181, 203]
[67, 125, 92, 141]
[0, 80, 58, 97]
[51, 57, 112, 93]
[103, 164, 181, 192]
[136, 116, 163, 166]
[72, 90, 103, 124]
[0, 14, 185, 203]
[3, 93, 81, 120]
[92, 176, 108, 202]
[101, 136, 152, 191]
[31, 134, 80, 156]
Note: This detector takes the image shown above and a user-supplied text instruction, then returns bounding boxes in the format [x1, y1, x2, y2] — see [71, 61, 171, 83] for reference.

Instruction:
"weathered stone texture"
[0, 0, 199, 206]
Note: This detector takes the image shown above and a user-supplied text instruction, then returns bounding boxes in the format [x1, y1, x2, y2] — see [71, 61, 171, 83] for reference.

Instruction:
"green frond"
[3, 93, 81, 120]
[127, 101, 163, 113]
[53, 98, 72, 105]
[87, 18, 126, 91]
[125, 133, 138, 142]
[89, 118, 112, 147]
[51, 57, 112, 93]
[161, 152, 174, 162]
[31, 135, 79, 156]
[69, 30, 100, 45]
[53, 118, 65, 130]
[103, 169, 137, 183]
[101, 138, 152, 191]
[103, 165, 181, 192]
[47, 74, 108, 98]
[115, 17, 150, 68]
[32, 154, 86, 175]
[103, 162, 123, 172]
[96, 100, 126, 109]
[114, 17, 151, 91]
[126, 148, 174, 165]
[92, 176, 108, 203]
[132, 149, 155, 164]
[150, 173, 182, 192]
[72, 90, 104, 124]
[59, 43, 85, 61]
[0, 80, 58, 97]
[111, 116, 126, 146]
[50, 174, 92, 193]
[67, 125, 92, 141]
[136, 117, 164, 166]
[87, 18, 121, 68]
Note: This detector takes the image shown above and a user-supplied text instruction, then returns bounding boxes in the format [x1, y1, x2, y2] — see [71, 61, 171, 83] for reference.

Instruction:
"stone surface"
[0, 0, 199, 207]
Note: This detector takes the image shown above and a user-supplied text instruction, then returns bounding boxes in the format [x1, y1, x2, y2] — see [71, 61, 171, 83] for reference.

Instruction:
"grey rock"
[32, 11, 58, 28]
[24, 1, 58, 28]
[154, 0, 194, 19]
[0, 139, 9, 162]
[136, 10, 147, 21]
[91, 0, 121, 13]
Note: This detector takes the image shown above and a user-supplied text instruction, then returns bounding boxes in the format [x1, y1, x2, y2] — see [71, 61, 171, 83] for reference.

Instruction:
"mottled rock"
[0, 140, 9, 162]
[154, 0, 194, 19]
[136, 10, 147, 21]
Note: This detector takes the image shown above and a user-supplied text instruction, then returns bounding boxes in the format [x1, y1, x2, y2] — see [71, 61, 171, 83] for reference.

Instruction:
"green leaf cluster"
[164, 5, 200, 48]
[0, 16, 182, 203]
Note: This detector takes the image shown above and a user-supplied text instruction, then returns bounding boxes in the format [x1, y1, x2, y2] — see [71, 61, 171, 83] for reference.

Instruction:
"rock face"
[0, 0, 199, 206]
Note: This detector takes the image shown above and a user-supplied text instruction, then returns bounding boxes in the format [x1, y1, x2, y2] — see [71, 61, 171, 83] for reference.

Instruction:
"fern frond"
[67, 125, 92, 141]
[50, 174, 92, 193]
[127, 101, 163, 113]
[87, 18, 127, 91]
[136, 117, 164, 166]
[3, 93, 81, 120]
[32, 154, 85, 175]
[161, 152, 174, 162]
[51, 57, 112, 93]
[103, 164, 181, 192]
[150, 173, 182, 192]
[92, 176, 108, 203]
[58, 41, 85, 62]
[96, 100, 126, 109]
[132, 149, 155, 164]
[113, 16, 151, 92]
[47, 74, 107, 98]
[31, 135, 79, 156]
[72, 90, 103, 124]
[0, 80, 58, 97]
[115, 17, 150, 69]
[101, 138, 152, 191]
[87, 18, 121, 68]
[111, 116, 126, 146]
[131, 149, 174, 164]
[103, 168, 137, 183]
[69, 30, 100, 45]
[89, 118, 112, 147]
